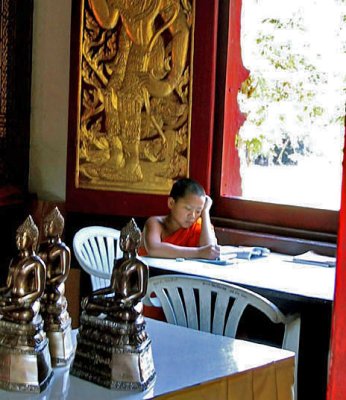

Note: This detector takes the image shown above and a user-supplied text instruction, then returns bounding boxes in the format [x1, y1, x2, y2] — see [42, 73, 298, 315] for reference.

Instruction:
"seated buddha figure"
[38, 207, 71, 327]
[0, 216, 46, 325]
[81, 218, 148, 323]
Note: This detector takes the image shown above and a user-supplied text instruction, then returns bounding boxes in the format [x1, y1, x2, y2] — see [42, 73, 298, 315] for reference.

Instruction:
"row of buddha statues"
[0, 212, 155, 393]
[0, 207, 73, 392]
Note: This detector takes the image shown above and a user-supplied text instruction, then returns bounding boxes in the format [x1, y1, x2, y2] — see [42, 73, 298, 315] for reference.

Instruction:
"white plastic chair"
[145, 274, 300, 399]
[73, 226, 123, 290]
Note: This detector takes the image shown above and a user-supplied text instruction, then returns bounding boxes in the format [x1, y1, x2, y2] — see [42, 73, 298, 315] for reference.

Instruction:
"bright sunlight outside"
[238, 0, 346, 210]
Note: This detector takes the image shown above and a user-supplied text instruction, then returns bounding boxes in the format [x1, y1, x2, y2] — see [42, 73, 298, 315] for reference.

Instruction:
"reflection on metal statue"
[38, 207, 74, 367]
[77, 0, 194, 194]
[71, 218, 156, 390]
[0, 216, 53, 393]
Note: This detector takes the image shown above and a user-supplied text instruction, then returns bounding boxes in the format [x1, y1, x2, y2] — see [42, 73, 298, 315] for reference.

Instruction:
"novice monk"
[139, 178, 221, 259]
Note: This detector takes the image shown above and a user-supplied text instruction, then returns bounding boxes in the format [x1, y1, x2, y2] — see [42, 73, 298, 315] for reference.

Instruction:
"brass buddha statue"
[72, 218, 155, 391]
[0, 215, 45, 324]
[0, 215, 53, 393]
[81, 218, 149, 323]
[38, 207, 74, 367]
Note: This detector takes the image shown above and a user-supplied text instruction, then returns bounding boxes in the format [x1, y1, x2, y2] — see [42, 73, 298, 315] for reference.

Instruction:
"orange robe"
[138, 218, 202, 256]
[140, 218, 202, 321]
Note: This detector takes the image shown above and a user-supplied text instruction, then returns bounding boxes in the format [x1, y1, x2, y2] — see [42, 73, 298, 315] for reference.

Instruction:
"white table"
[141, 253, 335, 302]
[1, 319, 294, 400]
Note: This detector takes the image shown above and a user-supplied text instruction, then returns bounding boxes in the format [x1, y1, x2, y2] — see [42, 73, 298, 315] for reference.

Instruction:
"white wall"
[29, 0, 72, 201]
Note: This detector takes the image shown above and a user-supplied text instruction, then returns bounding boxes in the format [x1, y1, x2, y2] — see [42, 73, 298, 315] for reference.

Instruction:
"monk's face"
[168, 193, 205, 228]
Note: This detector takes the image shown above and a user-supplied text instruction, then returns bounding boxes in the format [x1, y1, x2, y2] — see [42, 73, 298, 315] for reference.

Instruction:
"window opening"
[237, 0, 346, 210]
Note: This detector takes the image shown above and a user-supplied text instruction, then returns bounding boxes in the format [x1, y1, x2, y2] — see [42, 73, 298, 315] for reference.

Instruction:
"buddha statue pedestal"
[45, 314, 74, 367]
[70, 312, 156, 391]
[0, 316, 53, 393]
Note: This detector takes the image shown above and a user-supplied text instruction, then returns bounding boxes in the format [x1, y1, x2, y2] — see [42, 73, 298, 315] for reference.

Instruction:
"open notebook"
[193, 245, 270, 265]
[220, 245, 270, 260]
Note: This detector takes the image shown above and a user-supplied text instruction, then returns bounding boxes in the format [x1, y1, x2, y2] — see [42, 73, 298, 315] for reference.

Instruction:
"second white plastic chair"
[73, 226, 123, 290]
[145, 274, 301, 398]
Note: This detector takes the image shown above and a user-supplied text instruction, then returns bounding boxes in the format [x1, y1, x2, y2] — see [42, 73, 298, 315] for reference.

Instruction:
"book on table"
[220, 245, 271, 260]
[191, 245, 270, 265]
[292, 251, 336, 267]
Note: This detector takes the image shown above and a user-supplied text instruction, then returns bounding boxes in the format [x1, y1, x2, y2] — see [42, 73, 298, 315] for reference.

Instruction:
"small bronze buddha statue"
[38, 206, 74, 366]
[0, 215, 45, 324]
[72, 219, 155, 391]
[81, 218, 149, 323]
[0, 215, 53, 392]
[38, 207, 71, 325]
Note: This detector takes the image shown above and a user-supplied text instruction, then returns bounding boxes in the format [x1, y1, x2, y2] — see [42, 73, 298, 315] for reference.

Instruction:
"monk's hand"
[199, 244, 221, 260]
[202, 195, 213, 214]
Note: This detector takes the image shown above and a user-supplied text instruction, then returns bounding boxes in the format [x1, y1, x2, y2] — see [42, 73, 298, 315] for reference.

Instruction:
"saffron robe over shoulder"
[138, 218, 202, 256]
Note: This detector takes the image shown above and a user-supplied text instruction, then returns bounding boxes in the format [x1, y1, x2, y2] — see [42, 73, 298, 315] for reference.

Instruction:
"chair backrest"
[145, 274, 300, 398]
[73, 226, 123, 290]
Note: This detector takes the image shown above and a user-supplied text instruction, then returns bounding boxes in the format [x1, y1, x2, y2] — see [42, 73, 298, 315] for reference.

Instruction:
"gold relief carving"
[76, 0, 194, 194]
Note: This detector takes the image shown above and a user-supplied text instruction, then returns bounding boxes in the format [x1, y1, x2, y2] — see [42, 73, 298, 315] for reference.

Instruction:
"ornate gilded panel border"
[75, 0, 195, 195]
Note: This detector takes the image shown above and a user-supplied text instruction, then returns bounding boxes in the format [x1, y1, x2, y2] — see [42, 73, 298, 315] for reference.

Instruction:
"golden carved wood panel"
[75, 0, 194, 195]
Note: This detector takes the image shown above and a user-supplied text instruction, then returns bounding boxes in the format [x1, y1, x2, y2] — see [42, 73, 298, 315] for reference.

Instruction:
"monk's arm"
[199, 195, 218, 246]
[143, 217, 219, 259]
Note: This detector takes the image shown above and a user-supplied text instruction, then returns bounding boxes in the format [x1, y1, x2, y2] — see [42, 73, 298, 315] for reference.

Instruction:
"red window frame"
[211, 0, 339, 237]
